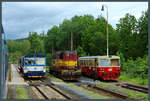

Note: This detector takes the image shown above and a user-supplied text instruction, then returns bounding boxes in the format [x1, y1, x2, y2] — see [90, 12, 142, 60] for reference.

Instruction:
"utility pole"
[70, 30, 73, 51]
[51, 38, 54, 55]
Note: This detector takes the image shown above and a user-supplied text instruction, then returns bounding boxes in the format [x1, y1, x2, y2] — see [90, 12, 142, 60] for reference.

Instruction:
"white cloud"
[2, 2, 148, 39]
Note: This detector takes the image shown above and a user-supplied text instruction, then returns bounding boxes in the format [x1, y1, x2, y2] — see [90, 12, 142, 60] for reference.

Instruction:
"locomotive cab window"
[60, 53, 64, 59]
[110, 59, 120, 66]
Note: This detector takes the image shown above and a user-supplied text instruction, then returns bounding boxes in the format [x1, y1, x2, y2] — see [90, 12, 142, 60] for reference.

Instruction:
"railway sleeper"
[29, 82, 50, 86]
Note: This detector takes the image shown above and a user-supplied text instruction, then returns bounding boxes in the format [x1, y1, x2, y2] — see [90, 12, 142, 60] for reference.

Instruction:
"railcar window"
[86, 60, 88, 66]
[89, 60, 92, 66]
[81, 60, 83, 66]
[95, 59, 98, 66]
[84, 60, 86, 66]
[82, 60, 84, 66]
[79, 60, 81, 66]
[35, 58, 45, 65]
[25, 58, 35, 65]
[92, 60, 94, 66]
[100, 59, 110, 67]
[110, 59, 120, 66]
[83, 60, 85, 66]
[25, 57, 45, 65]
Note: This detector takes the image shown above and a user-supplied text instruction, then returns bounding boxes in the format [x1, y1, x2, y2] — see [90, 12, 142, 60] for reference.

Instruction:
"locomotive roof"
[79, 55, 120, 59]
[53, 50, 77, 54]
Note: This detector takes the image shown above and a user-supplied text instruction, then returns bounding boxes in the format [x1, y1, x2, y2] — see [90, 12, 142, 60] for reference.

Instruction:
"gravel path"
[8, 64, 28, 85]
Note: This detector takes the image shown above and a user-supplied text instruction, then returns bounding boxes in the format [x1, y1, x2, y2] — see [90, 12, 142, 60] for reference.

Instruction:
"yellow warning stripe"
[53, 60, 77, 67]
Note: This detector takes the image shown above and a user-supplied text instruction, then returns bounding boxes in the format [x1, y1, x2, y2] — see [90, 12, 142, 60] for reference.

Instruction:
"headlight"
[24, 67, 28, 70]
[43, 66, 46, 72]
[23, 67, 28, 73]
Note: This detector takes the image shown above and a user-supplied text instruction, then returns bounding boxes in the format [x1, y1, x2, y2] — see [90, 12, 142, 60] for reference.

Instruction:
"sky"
[2, 2, 148, 40]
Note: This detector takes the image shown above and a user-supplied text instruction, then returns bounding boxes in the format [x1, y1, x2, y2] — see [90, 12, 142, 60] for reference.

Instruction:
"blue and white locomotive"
[18, 55, 46, 78]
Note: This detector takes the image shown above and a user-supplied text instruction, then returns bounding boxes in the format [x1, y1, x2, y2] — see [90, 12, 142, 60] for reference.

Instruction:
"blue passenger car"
[18, 55, 46, 78]
[1, 25, 9, 98]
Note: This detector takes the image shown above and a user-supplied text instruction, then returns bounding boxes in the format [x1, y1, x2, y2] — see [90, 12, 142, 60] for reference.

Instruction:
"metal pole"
[71, 30, 73, 51]
[51, 38, 54, 55]
[106, 6, 109, 56]
[102, 5, 109, 56]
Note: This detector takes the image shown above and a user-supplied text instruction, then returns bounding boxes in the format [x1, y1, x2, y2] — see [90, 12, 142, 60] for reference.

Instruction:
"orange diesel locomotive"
[79, 56, 120, 80]
[50, 51, 81, 80]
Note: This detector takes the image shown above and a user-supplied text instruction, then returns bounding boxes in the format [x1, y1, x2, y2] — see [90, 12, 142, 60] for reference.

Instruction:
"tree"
[82, 16, 118, 56]
[137, 10, 148, 56]
[116, 13, 138, 59]
[28, 32, 44, 54]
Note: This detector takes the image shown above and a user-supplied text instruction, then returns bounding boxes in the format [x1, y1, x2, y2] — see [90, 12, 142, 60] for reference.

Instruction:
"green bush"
[119, 55, 148, 86]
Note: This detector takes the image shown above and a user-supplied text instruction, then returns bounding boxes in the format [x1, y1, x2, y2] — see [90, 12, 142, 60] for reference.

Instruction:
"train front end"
[23, 55, 46, 78]
[97, 56, 120, 80]
[51, 51, 81, 80]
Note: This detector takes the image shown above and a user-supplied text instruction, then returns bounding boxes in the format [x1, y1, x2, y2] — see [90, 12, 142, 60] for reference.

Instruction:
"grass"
[67, 83, 109, 99]
[45, 74, 63, 82]
[97, 80, 148, 99]
[51, 97, 57, 100]
[97, 81, 112, 88]
[127, 91, 148, 99]
[16, 85, 29, 99]
[118, 73, 148, 86]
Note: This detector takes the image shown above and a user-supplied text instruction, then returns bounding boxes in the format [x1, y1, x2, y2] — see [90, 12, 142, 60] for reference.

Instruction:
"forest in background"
[6, 10, 148, 85]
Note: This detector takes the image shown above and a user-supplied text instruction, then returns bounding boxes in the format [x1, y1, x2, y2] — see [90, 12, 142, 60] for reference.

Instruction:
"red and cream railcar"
[79, 56, 120, 80]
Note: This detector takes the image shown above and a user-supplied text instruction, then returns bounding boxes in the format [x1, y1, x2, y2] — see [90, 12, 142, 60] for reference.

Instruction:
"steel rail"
[121, 83, 148, 94]
[40, 79, 74, 99]
[29, 80, 49, 99]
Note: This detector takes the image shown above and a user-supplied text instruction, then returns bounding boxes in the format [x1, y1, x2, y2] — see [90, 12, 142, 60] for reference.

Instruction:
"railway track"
[88, 84, 129, 99]
[116, 82, 148, 94]
[31, 86, 49, 99]
[71, 81, 130, 99]
[16, 65, 148, 99]
[40, 79, 75, 99]
[80, 76, 148, 94]
[28, 79, 75, 99]
[15, 65, 77, 100]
